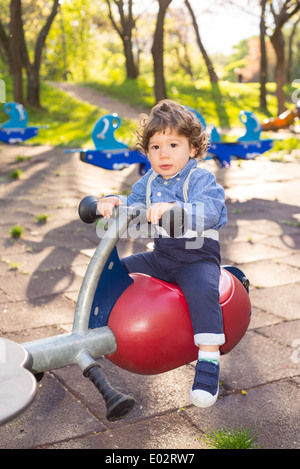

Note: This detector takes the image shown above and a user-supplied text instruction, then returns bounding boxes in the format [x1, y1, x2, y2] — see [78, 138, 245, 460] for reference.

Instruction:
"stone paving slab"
[221, 240, 289, 264]
[45, 412, 207, 450]
[236, 260, 300, 288]
[185, 380, 300, 450]
[258, 319, 300, 348]
[250, 283, 300, 320]
[0, 295, 75, 333]
[0, 142, 299, 449]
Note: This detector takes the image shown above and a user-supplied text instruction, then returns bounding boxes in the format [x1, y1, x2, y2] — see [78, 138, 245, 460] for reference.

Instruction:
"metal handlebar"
[78, 195, 187, 238]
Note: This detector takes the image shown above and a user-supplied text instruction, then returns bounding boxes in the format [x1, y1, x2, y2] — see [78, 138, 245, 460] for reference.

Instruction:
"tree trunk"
[105, 0, 139, 79]
[10, 0, 24, 104]
[0, 20, 14, 74]
[268, 0, 300, 115]
[259, 0, 268, 110]
[270, 29, 286, 114]
[286, 16, 300, 83]
[122, 34, 139, 79]
[184, 0, 218, 84]
[25, 0, 59, 108]
[151, 0, 173, 103]
[26, 68, 41, 109]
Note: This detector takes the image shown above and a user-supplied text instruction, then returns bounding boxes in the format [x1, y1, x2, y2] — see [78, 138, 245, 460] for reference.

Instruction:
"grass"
[9, 168, 23, 179]
[9, 225, 24, 239]
[0, 75, 137, 148]
[80, 73, 296, 128]
[203, 426, 261, 449]
[15, 155, 32, 162]
[8, 261, 21, 271]
[279, 219, 300, 227]
[27, 82, 108, 147]
[34, 213, 49, 224]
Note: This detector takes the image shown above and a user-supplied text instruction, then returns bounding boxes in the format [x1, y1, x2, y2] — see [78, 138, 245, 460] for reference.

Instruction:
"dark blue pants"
[121, 237, 225, 347]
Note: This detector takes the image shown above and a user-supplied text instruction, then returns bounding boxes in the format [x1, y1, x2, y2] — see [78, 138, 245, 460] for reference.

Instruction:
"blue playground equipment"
[238, 110, 262, 141]
[67, 109, 273, 172]
[0, 102, 46, 144]
[189, 108, 273, 168]
[65, 113, 151, 175]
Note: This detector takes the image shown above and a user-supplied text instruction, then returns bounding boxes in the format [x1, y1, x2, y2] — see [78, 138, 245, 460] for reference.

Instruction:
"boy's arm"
[177, 170, 227, 232]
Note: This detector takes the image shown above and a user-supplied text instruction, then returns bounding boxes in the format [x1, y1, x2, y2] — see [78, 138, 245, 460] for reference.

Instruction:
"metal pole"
[72, 206, 132, 334]
[23, 327, 116, 374]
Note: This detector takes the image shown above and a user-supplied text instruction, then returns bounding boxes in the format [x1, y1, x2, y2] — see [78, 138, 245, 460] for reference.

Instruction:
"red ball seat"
[106, 269, 251, 374]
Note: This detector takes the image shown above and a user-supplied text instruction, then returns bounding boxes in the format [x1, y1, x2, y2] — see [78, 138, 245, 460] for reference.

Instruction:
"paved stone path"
[0, 88, 299, 449]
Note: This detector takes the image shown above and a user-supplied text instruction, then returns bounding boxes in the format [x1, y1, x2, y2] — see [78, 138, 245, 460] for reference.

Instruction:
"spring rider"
[65, 113, 151, 175]
[262, 103, 300, 131]
[0, 199, 251, 424]
[0, 102, 41, 144]
[189, 108, 273, 168]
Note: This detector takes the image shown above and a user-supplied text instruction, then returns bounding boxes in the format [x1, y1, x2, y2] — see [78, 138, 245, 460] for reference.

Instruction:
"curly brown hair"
[135, 100, 207, 160]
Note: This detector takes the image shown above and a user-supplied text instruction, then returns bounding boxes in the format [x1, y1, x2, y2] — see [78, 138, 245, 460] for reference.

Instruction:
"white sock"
[198, 350, 220, 365]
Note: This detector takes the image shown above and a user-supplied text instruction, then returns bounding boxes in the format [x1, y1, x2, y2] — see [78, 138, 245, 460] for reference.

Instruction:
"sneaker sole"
[190, 386, 219, 408]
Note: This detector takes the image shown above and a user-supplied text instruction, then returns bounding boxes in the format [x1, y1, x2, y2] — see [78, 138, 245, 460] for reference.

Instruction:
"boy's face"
[147, 129, 197, 179]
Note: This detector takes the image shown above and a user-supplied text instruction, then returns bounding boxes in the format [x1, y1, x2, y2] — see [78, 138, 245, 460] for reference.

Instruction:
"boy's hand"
[97, 197, 123, 218]
[147, 202, 176, 225]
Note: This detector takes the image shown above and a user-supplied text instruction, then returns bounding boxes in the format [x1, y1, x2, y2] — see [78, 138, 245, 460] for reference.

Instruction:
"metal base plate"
[0, 338, 37, 425]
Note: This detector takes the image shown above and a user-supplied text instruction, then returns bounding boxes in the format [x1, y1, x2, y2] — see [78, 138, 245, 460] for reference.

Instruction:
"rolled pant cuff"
[194, 333, 225, 347]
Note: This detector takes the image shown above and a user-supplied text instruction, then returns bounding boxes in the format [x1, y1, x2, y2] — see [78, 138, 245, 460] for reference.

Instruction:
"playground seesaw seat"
[0, 198, 251, 424]
[0, 102, 47, 144]
[65, 113, 151, 175]
[67, 109, 273, 171]
[190, 108, 273, 168]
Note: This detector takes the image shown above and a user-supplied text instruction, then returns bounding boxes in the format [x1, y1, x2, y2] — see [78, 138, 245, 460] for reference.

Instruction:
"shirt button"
[164, 181, 168, 185]
[157, 192, 162, 197]
[176, 177, 180, 181]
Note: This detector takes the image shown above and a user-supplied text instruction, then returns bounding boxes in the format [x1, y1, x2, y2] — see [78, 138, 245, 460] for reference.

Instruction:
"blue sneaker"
[190, 360, 219, 408]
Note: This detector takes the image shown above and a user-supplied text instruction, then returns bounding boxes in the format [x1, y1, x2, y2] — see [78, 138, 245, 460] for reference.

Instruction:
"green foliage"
[271, 138, 300, 152]
[204, 426, 261, 449]
[42, 0, 118, 81]
[223, 59, 247, 82]
[83, 75, 155, 109]
[80, 74, 284, 129]
[9, 225, 24, 239]
[9, 169, 23, 179]
[222, 38, 249, 81]
[285, 20, 300, 81]
[230, 38, 250, 62]
[34, 213, 49, 224]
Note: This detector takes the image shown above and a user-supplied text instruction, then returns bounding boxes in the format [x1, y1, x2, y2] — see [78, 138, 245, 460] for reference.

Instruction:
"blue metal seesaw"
[0, 102, 47, 144]
[65, 113, 151, 175]
[189, 108, 274, 168]
[66, 109, 273, 171]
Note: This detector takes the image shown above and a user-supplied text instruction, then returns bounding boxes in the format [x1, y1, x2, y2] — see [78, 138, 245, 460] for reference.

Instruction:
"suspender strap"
[182, 167, 198, 202]
[145, 166, 219, 241]
[146, 170, 158, 209]
[146, 167, 198, 207]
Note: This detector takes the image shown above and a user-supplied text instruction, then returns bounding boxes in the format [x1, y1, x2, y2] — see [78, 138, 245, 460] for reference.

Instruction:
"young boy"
[97, 100, 227, 408]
